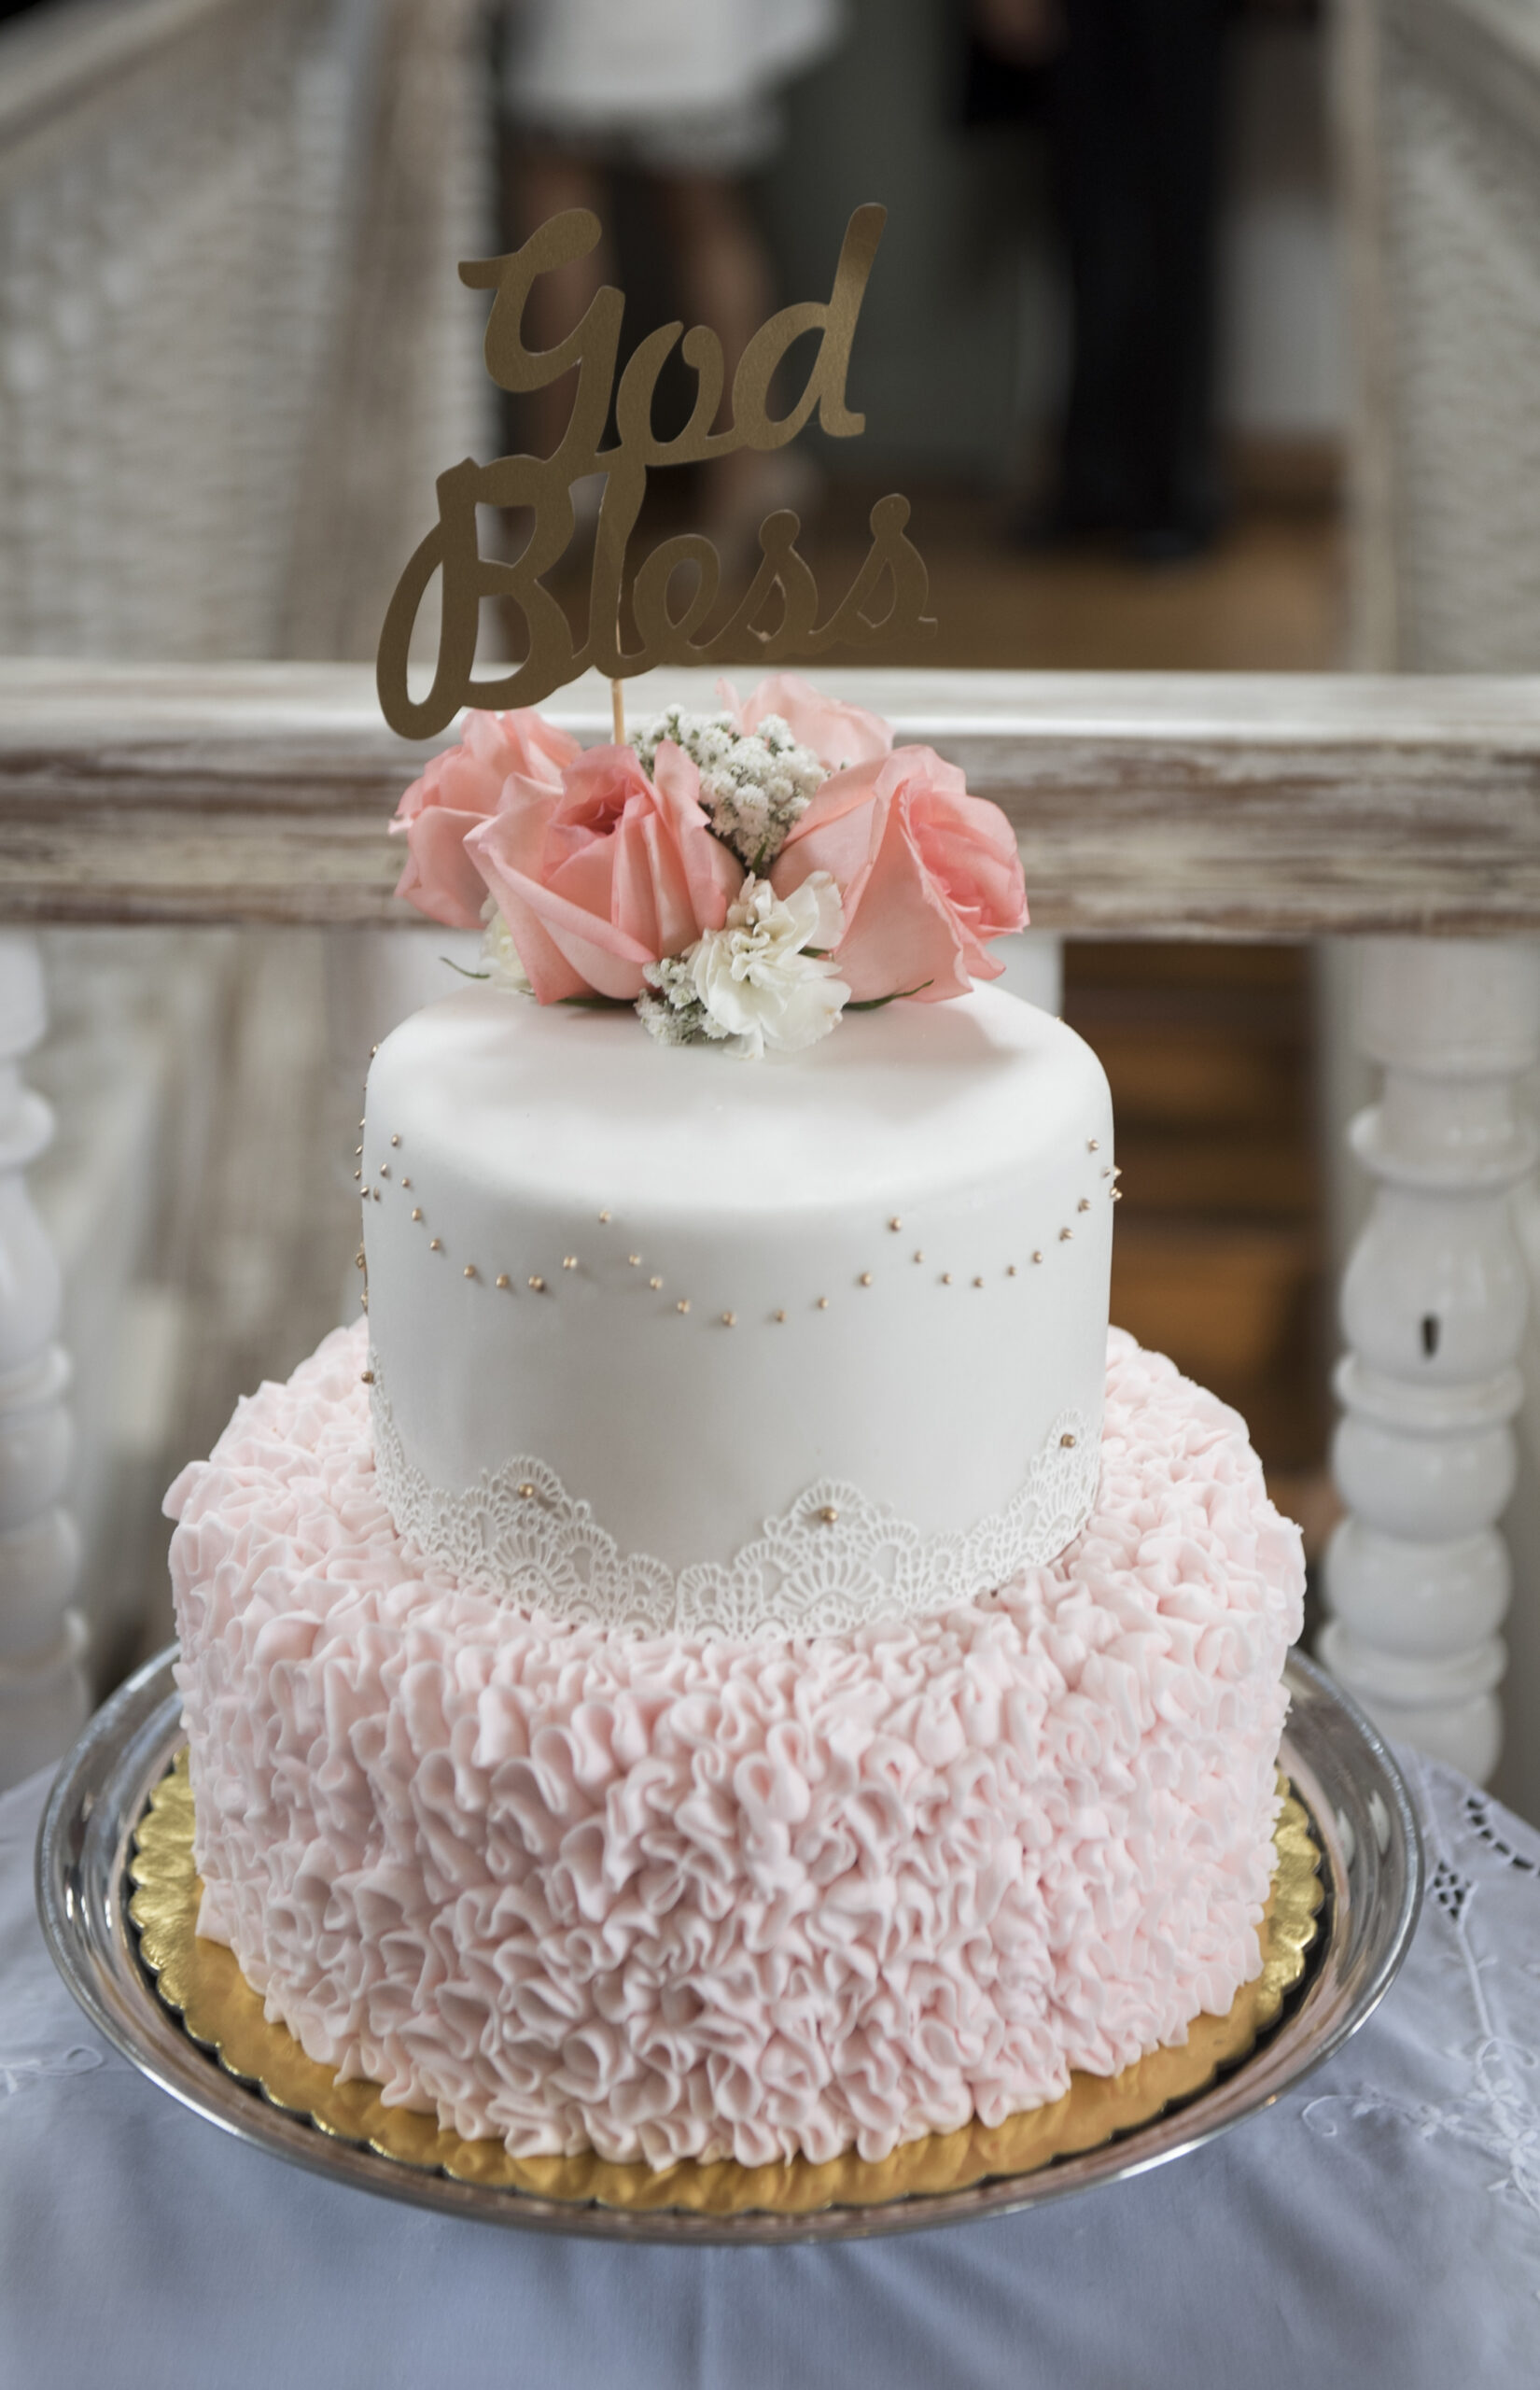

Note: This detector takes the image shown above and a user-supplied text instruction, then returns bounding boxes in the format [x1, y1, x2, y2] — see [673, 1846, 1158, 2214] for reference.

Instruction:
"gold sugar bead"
[464, 1265, 476, 1279]
[411, 1207, 423, 1221]
[1078, 1198, 1091, 1213]
[721, 1311, 736, 1327]
[1033, 1250, 1043, 1263]
[818, 1504, 839, 1525]
[1087, 1138, 1099, 1152]
[650, 1275, 663, 1289]
[390, 1133, 400, 1147]
[429, 1238, 442, 1252]
[676, 1299, 691, 1314]
[598, 1209, 611, 1223]
[528, 1275, 545, 1291]
[859, 1272, 873, 1287]
[773, 1308, 787, 1323]
[817, 1296, 830, 1310]
[360, 1369, 374, 1385]
[496, 1273, 511, 1289]
[517, 1482, 536, 1499]
[1060, 1228, 1072, 1242]
[889, 1216, 902, 1231]
[1060, 1432, 1077, 1448]
[973, 1276, 984, 1287]
[942, 1272, 953, 1285]
[563, 1256, 578, 1270]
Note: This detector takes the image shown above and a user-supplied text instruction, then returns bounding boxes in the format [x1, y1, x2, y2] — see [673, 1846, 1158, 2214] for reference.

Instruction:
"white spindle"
[1321, 935, 1540, 1780]
[0, 934, 87, 1789]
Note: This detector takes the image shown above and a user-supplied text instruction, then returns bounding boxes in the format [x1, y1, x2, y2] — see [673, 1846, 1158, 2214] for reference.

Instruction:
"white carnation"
[481, 907, 532, 994]
[684, 873, 848, 1059]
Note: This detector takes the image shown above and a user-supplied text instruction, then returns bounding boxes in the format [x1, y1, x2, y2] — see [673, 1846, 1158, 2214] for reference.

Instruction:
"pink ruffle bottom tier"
[168, 1321, 1304, 2171]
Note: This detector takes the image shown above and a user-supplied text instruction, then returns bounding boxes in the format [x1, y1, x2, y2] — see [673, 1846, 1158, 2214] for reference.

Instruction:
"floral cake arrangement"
[391, 673, 1028, 1059]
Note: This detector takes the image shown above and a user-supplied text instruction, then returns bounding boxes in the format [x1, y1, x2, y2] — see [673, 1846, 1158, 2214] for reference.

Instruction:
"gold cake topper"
[376, 204, 935, 738]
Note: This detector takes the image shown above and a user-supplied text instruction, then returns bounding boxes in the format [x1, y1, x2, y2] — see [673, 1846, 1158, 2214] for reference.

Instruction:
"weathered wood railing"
[3, 659, 1538, 1792]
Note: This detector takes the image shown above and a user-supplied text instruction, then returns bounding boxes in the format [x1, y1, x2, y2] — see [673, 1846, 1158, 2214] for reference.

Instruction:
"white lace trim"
[367, 1359, 1100, 1641]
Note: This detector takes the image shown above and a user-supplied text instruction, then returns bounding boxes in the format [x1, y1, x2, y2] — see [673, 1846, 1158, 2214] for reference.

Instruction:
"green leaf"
[558, 991, 635, 1010]
[846, 980, 934, 1011]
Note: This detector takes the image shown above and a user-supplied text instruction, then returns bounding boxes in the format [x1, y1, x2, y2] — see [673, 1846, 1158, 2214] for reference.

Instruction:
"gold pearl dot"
[721, 1311, 736, 1327]
[360, 1369, 374, 1385]
[353, 1169, 361, 1182]
[676, 1298, 691, 1314]
[889, 1216, 902, 1231]
[355, 1247, 366, 1271]
[355, 1146, 363, 1159]
[818, 1504, 839, 1525]
[464, 1264, 476, 1279]
[411, 1206, 423, 1222]
[1007, 1264, 1017, 1277]
[1101, 1167, 1112, 1178]
[496, 1273, 511, 1289]
[1032, 1249, 1043, 1264]
[1060, 1227, 1072, 1242]
[817, 1296, 829, 1310]
[401, 1177, 411, 1189]
[942, 1272, 953, 1286]
[973, 1276, 984, 1287]
[370, 1044, 378, 1057]
[1113, 1164, 1123, 1178]
[1060, 1432, 1077, 1449]
[1112, 1188, 1124, 1202]
[379, 1162, 389, 1177]
[372, 1189, 381, 1202]
[359, 1291, 368, 1312]
[1078, 1198, 1090, 1213]
[1087, 1138, 1099, 1152]
[563, 1256, 578, 1270]
[528, 1274, 545, 1291]
[650, 1275, 663, 1289]
[628, 1254, 641, 1267]
[518, 1482, 536, 1499]
[773, 1308, 787, 1323]
[429, 1238, 442, 1252]
[913, 1250, 924, 1264]
[598, 1209, 611, 1223]
[391, 1133, 400, 1147]
[859, 1272, 873, 1287]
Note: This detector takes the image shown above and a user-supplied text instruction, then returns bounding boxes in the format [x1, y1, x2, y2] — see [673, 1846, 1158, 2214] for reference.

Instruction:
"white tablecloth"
[1, 1748, 1535, 2389]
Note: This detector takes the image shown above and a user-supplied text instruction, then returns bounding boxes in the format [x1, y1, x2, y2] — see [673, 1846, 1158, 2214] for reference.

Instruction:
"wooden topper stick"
[610, 677, 624, 745]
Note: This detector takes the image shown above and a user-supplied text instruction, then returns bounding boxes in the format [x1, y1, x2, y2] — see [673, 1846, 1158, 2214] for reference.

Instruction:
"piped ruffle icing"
[167, 1320, 1304, 2170]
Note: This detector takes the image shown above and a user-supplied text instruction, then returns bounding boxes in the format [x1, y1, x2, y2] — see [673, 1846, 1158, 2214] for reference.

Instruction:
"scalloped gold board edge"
[130, 1751, 1322, 2218]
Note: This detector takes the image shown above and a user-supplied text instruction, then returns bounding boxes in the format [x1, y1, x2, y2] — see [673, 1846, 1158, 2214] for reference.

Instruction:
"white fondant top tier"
[361, 984, 1114, 1636]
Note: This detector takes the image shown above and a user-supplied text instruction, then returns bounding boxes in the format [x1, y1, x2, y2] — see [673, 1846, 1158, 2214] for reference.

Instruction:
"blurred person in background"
[502, 0, 842, 570]
[969, 0, 1228, 560]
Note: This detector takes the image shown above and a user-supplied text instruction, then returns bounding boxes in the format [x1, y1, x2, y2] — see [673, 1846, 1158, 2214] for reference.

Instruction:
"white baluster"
[1321, 935, 1540, 1781]
[0, 934, 88, 1790]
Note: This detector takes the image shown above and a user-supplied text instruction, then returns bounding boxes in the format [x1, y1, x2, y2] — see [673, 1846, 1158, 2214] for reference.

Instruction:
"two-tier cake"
[167, 676, 1303, 2170]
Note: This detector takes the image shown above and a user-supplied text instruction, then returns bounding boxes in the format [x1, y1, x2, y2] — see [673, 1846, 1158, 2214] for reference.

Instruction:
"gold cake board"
[129, 1751, 1322, 2221]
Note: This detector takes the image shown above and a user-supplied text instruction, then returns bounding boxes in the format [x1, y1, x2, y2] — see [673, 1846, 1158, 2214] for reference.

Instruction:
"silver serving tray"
[35, 1645, 1421, 2243]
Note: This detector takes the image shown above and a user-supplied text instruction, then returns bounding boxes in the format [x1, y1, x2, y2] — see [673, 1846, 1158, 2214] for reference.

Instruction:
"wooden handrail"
[2, 659, 1537, 935]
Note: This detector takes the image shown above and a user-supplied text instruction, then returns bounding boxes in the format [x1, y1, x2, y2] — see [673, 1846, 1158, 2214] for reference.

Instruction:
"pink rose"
[391, 709, 581, 930]
[771, 746, 1027, 1004]
[718, 672, 893, 771]
[467, 743, 742, 1004]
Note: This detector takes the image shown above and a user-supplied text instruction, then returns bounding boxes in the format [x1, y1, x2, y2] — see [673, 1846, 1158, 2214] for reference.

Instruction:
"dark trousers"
[1051, 0, 1227, 539]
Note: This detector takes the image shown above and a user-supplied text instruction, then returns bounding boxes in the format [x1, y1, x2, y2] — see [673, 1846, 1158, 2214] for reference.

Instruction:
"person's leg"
[1047, 0, 1143, 535]
[651, 172, 801, 560]
[1124, 0, 1226, 554]
[508, 147, 612, 459]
